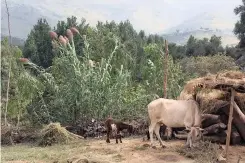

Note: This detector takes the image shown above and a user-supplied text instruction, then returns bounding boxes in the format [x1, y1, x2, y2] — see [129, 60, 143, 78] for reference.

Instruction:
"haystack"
[178, 70, 245, 144]
[38, 122, 84, 146]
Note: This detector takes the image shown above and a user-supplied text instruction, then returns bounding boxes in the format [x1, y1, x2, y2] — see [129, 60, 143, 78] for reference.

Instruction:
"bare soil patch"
[2, 137, 245, 163]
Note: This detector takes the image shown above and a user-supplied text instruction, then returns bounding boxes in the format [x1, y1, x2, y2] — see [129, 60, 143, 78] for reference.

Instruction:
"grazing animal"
[105, 118, 133, 144]
[147, 98, 204, 148]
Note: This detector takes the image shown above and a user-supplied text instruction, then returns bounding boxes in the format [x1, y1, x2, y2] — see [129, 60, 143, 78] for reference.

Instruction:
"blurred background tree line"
[2, 1, 245, 126]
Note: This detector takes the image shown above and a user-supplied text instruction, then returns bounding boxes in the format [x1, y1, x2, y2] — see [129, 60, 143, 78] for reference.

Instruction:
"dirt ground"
[2, 137, 245, 163]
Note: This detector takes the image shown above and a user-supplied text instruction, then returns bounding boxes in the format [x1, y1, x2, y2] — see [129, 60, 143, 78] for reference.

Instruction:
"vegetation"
[234, 0, 245, 48]
[1, 0, 245, 127]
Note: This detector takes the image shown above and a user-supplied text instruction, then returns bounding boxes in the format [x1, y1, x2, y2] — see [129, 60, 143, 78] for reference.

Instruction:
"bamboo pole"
[4, 0, 12, 126]
[225, 88, 235, 160]
[163, 40, 169, 98]
[5, 0, 12, 45]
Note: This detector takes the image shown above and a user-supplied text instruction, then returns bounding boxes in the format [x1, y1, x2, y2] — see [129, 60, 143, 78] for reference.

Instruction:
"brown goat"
[105, 118, 133, 144]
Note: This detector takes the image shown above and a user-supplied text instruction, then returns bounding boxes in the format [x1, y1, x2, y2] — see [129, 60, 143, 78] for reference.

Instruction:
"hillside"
[1, 1, 240, 47]
[162, 12, 239, 46]
[1, 35, 25, 47]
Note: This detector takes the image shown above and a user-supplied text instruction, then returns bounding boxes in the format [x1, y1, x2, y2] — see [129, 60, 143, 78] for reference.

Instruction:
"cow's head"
[185, 126, 204, 142]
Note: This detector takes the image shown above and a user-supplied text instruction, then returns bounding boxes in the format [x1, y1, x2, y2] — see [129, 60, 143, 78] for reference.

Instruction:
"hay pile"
[38, 122, 84, 146]
[176, 141, 221, 163]
[179, 70, 245, 113]
[1, 125, 18, 145]
[178, 71, 245, 145]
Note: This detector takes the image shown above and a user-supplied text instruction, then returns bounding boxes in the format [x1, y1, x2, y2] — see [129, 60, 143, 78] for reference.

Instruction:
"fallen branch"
[230, 127, 241, 145]
[174, 132, 226, 144]
[67, 131, 85, 139]
[220, 101, 245, 141]
[203, 123, 226, 135]
[201, 114, 221, 128]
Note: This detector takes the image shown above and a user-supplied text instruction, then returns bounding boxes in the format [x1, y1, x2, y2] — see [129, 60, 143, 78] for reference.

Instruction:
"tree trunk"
[17, 110, 20, 129]
[203, 135, 226, 144]
[203, 122, 226, 135]
[230, 127, 241, 145]
[174, 132, 227, 144]
[220, 101, 245, 141]
[4, 64, 11, 126]
[201, 114, 221, 128]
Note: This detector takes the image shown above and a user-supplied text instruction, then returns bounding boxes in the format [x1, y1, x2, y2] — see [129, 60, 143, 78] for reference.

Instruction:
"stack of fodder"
[178, 70, 245, 145]
[176, 141, 222, 163]
[1, 125, 19, 145]
[38, 122, 84, 147]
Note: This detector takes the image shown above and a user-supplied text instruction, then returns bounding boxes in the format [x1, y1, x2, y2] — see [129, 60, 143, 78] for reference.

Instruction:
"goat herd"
[105, 97, 204, 149]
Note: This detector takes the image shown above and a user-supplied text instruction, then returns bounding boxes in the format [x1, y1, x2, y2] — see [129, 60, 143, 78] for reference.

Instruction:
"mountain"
[1, 35, 25, 47]
[1, 0, 62, 39]
[1, 1, 240, 47]
[161, 12, 239, 46]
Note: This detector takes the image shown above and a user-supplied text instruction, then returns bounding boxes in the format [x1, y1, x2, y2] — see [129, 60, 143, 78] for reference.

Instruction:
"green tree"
[142, 43, 187, 98]
[1, 38, 44, 126]
[55, 16, 89, 59]
[23, 18, 53, 68]
[234, 0, 245, 47]
[186, 35, 197, 56]
[179, 54, 239, 76]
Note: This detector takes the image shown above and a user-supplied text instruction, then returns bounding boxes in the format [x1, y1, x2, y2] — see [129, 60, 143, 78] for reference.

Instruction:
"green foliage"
[142, 43, 187, 98]
[1, 37, 43, 124]
[234, 0, 245, 47]
[179, 54, 239, 76]
[5, 15, 242, 127]
[185, 35, 224, 57]
[23, 18, 53, 68]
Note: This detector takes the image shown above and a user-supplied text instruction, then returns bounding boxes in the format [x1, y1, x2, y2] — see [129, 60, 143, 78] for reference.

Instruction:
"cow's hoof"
[151, 145, 157, 149]
[184, 145, 190, 149]
[161, 145, 166, 148]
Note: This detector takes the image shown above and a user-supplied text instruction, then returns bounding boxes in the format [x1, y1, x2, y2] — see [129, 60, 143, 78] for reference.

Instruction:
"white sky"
[3, 0, 244, 34]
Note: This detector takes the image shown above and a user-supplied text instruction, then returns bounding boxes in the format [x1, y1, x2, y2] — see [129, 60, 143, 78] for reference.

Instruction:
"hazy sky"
[3, 0, 244, 34]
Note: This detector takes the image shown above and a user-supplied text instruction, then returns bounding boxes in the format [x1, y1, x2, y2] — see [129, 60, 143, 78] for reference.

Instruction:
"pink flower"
[49, 31, 58, 39]
[51, 40, 58, 49]
[64, 36, 69, 44]
[59, 35, 67, 46]
[70, 27, 80, 35]
[66, 29, 73, 40]
[19, 58, 29, 63]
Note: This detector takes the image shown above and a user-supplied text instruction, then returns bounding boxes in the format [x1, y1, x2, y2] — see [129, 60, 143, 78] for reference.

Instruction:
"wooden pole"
[5, 0, 12, 45]
[225, 88, 235, 160]
[163, 40, 169, 98]
[4, 0, 12, 126]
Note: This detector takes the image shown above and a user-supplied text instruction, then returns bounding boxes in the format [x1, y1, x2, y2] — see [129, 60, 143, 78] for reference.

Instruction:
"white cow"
[148, 98, 204, 148]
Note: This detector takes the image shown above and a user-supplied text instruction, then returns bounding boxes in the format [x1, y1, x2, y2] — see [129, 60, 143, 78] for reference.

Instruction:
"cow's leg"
[146, 130, 150, 140]
[154, 123, 166, 148]
[185, 134, 190, 148]
[117, 130, 122, 143]
[149, 122, 157, 148]
[115, 131, 119, 144]
[189, 136, 193, 148]
[106, 129, 111, 143]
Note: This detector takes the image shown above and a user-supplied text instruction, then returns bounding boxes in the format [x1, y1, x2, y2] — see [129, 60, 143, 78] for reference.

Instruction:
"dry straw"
[179, 71, 245, 113]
